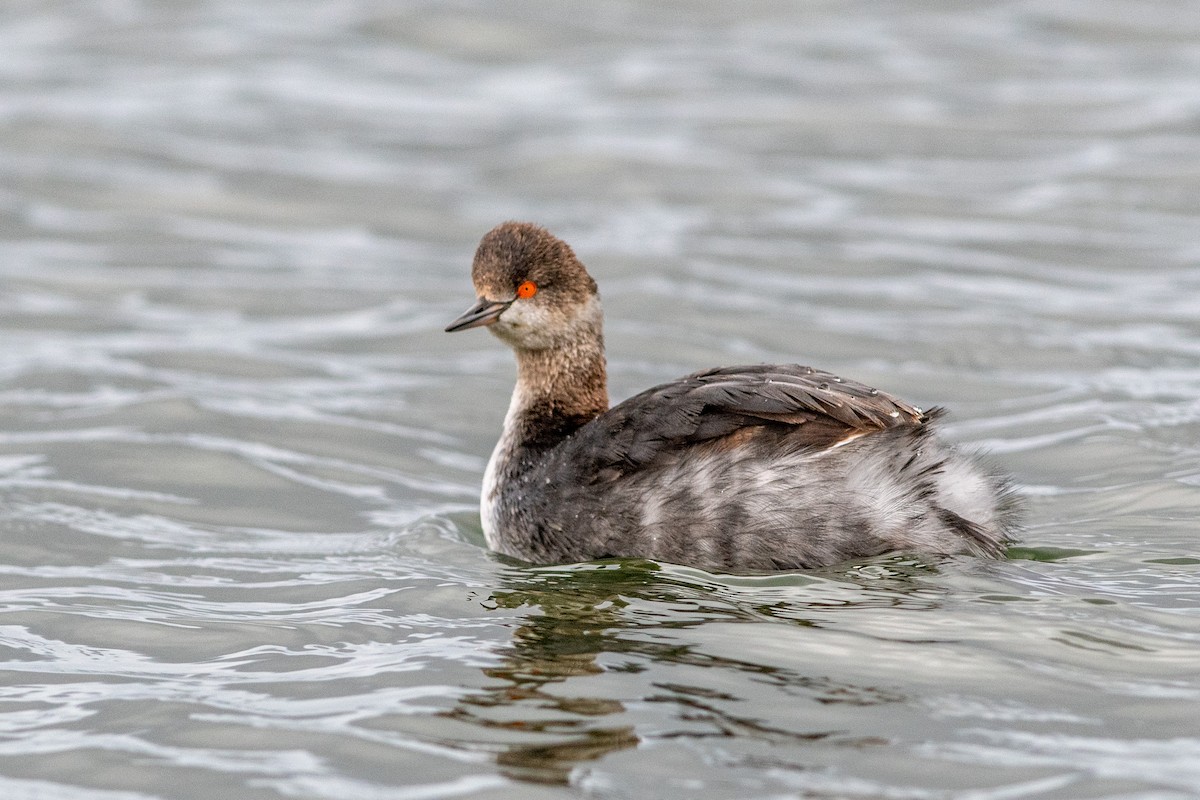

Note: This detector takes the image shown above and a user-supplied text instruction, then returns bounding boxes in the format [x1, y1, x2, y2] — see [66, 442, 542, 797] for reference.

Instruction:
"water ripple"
[2, 1, 1200, 798]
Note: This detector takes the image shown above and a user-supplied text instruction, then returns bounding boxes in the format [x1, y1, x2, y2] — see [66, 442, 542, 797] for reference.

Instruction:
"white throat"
[480, 379, 530, 548]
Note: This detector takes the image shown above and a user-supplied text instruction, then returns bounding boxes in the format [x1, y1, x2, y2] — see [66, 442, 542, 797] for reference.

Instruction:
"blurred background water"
[2, 1, 1200, 798]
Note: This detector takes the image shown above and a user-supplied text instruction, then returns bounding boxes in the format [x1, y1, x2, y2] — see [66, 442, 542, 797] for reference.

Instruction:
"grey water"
[2, 1, 1199, 798]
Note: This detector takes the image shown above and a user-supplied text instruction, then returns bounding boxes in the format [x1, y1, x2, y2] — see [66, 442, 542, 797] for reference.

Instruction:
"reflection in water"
[445, 558, 933, 784]
[444, 562, 654, 784]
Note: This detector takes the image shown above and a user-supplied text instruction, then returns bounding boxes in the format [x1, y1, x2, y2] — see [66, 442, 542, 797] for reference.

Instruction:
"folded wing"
[559, 364, 927, 482]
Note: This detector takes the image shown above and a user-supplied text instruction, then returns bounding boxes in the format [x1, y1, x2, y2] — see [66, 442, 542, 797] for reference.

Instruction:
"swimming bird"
[446, 222, 1020, 572]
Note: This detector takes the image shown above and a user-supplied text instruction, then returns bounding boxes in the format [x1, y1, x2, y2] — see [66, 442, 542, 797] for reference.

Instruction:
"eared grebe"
[446, 222, 1020, 572]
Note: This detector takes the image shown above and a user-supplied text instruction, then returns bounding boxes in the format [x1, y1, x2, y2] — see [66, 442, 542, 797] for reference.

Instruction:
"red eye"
[516, 280, 538, 299]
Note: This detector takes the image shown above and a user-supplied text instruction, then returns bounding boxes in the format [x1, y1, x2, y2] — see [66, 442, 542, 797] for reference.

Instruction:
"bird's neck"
[480, 327, 608, 543]
[509, 331, 609, 448]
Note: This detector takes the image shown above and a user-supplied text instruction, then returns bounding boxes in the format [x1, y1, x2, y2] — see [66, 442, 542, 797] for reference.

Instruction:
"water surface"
[2, 1, 1200, 798]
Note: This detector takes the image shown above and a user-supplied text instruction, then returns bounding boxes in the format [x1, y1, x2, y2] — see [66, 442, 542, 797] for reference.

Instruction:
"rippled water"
[2, 1, 1200, 798]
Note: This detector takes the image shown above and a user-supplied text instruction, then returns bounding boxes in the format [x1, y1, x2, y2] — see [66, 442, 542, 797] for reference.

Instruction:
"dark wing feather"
[557, 364, 924, 483]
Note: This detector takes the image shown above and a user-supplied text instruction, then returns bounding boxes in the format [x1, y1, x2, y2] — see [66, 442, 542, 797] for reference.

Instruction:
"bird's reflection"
[445, 556, 938, 784]
[442, 561, 659, 784]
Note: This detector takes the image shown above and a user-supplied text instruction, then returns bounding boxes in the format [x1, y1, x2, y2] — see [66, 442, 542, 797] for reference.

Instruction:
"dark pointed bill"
[445, 297, 514, 332]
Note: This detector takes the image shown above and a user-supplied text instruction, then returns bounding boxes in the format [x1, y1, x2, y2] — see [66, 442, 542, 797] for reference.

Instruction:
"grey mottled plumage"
[446, 222, 1020, 572]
